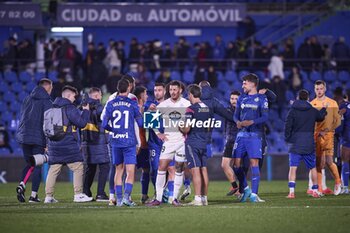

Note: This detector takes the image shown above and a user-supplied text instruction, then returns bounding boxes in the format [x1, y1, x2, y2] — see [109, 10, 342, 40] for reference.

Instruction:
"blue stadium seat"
[11, 82, 24, 94]
[3, 91, 16, 103]
[323, 70, 337, 82]
[146, 80, 155, 91]
[303, 81, 314, 93]
[285, 90, 295, 103]
[256, 70, 266, 81]
[232, 81, 242, 91]
[4, 71, 17, 84]
[238, 70, 249, 80]
[25, 81, 36, 92]
[217, 81, 229, 91]
[17, 91, 28, 102]
[13, 147, 23, 156]
[153, 71, 161, 81]
[284, 70, 291, 80]
[19, 71, 32, 83]
[224, 70, 237, 82]
[48, 71, 58, 82]
[9, 101, 21, 114]
[0, 148, 11, 156]
[0, 82, 9, 94]
[183, 70, 194, 84]
[346, 81, 350, 90]
[0, 101, 7, 113]
[9, 139, 18, 152]
[170, 71, 181, 81]
[35, 72, 46, 82]
[216, 71, 224, 82]
[309, 71, 321, 82]
[1, 112, 13, 125]
[300, 70, 309, 82]
[338, 70, 350, 82]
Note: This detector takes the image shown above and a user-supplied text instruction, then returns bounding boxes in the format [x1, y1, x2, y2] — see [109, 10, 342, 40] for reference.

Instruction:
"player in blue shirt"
[180, 84, 214, 206]
[233, 73, 269, 203]
[336, 91, 350, 194]
[101, 78, 143, 206]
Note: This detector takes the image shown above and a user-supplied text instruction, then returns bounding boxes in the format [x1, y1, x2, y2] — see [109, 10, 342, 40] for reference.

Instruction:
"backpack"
[43, 107, 68, 141]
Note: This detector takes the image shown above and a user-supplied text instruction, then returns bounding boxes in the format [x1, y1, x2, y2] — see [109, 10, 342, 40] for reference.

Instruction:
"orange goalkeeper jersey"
[311, 97, 341, 133]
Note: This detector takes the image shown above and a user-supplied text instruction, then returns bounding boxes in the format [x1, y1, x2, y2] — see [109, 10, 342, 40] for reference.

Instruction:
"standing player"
[147, 80, 191, 206]
[222, 91, 240, 196]
[101, 78, 143, 206]
[285, 89, 326, 198]
[134, 86, 151, 203]
[337, 92, 350, 194]
[233, 73, 269, 203]
[180, 84, 213, 206]
[144, 83, 176, 201]
[307, 80, 342, 195]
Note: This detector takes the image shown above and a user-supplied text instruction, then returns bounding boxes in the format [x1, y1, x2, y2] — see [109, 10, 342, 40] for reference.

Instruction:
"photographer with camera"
[44, 85, 92, 203]
[81, 87, 110, 202]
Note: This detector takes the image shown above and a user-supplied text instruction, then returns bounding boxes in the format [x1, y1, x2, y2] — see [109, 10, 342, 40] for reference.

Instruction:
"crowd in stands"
[1, 33, 350, 155]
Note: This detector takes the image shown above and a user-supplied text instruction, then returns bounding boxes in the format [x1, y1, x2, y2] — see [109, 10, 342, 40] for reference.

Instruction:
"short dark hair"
[188, 84, 202, 98]
[168, 80, 182, 88]
[242, 73, 259, 87]
[62, 85, 78, 95]
[315, 80, 326, 87]
[154, 83, 165, 88]
[38, 78, 52, 86]
[89, 87, 101, 95]
[117, 79, 130, 93]
[133, 86, 147, 99]
[230, 90, 241, 96]
[123, 74, 135, 84]
[298, 89, 309, 101]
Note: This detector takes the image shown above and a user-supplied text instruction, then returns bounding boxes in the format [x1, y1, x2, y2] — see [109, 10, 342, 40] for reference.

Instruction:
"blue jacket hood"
[30, 86, 50, 100]
[291, 100, 312, 111]
[201, 86, 213, 100]
[53, 97, 73, 107]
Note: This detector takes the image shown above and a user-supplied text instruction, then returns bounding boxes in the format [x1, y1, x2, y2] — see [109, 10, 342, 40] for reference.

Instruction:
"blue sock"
[167, 181, 174, 198]
[342, 162, 349, 187]
[184, 178, 191, 187]
[251, 166, 260, 194]
[115, 185, 123, 202]
[124, 183, 133, 200]
[141, 172, 150, 195]
[233, 167, 247, 194]
[151, 170, 157, 187]
[109, 165, 116, 194]
[312, 184, 319, 190]
[288, 182, 296, 188]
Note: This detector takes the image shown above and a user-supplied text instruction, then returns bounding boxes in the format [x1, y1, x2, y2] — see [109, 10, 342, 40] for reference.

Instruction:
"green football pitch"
[0, 181, 349, 233]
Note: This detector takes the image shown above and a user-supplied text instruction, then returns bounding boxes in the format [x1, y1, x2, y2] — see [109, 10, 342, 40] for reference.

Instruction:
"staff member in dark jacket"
[44, 85, 93, 203]
[81, 87, 110, 202]
[285, 89, 327, 199]
[16, 78, 53, 203]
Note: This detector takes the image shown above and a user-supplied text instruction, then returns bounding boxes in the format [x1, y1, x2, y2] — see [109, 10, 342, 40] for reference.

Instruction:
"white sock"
[20, 181, 25, 188]
[156, 170, 166, 202]
[109, 193, 115, 200]
[201, 195, 207, 202]
[195, 195, 202, 202]
[173, 172, 184, 199]
[31, 191, 37, 197]
[322, 169, 327, 190]
[308, 171, 313, 190]
[289, 187, 295, 193]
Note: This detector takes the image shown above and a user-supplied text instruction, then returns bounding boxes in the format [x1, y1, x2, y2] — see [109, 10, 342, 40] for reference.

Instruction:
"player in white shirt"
[147, 80, 190, 206]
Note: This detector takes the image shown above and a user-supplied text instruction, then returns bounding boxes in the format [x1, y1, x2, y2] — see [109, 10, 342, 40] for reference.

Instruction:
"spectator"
[15, 78, 53, 203]
[213, 34, 225, 71]
[207, 65, 218, 88]
[44, 85, 93, 203]
[332, 36, 350, 70]
[97, 42, 107, 61]
[161, 42, 173, 68]
[283, 38, 295, 68]
[129, 37, 140, 64]
[310, 36, 323, 69]
[156, 69, 171, 85]
[225, 41, 238, 70]
[81, 87, 110, 201]
[3, 37, 17, 71]
[176, 36, 190, 72]
[197, 42, 208, 70]
[135, 63, 149, 86]
[106, 67, 122, 94]
[117, 40, 126, 73]
[270, 75, 287, 118]
[288, 66, 303, 95]
[268, 53, 284, 80]
[104, 42, 121, 74]
[297, 37, 313, 70]
[0, 122, 13, 154]
[17, 39, 36, 73]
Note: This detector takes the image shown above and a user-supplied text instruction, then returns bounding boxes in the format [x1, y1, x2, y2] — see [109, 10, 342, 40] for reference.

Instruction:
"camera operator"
[81, 87, 110, 201]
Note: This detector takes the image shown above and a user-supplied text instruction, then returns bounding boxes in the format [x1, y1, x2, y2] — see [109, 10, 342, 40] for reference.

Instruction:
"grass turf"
[0, 181, 349, 233]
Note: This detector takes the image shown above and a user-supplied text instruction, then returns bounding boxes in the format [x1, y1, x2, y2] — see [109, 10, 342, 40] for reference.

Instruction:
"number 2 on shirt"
[112, 110, 129, 129]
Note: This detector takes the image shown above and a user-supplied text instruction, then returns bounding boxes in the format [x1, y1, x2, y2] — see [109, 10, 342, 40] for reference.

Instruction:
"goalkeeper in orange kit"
[307, 80, 342, 195]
